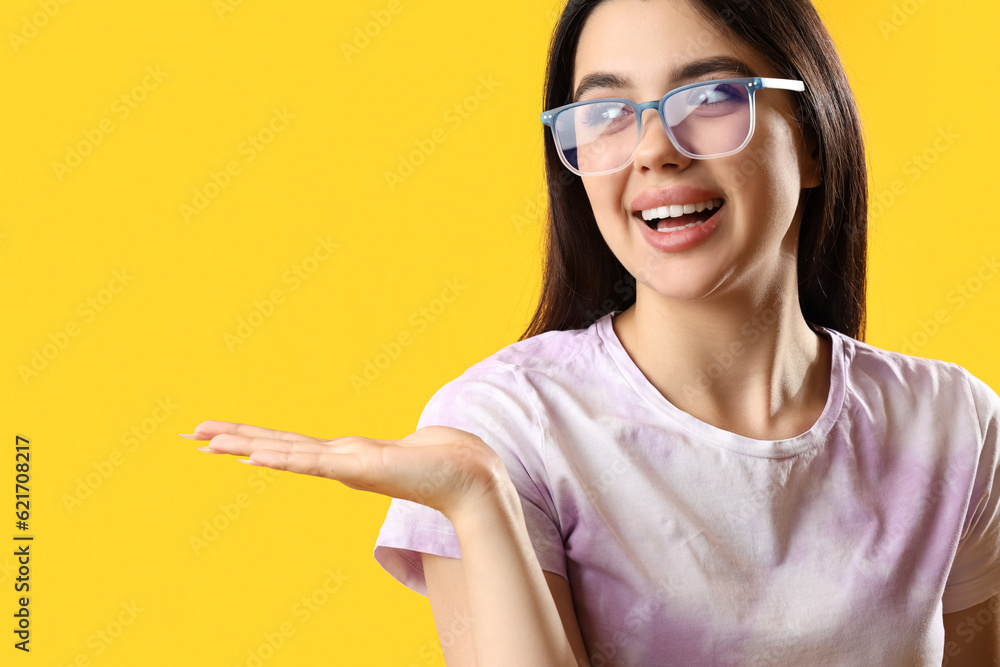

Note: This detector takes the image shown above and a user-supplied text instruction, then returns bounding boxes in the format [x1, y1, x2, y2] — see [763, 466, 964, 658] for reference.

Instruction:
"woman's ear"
[801, 123, 821, 189]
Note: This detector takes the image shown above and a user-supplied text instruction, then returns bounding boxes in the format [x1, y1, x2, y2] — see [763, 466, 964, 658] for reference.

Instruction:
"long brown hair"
[519, 0, 868, 342]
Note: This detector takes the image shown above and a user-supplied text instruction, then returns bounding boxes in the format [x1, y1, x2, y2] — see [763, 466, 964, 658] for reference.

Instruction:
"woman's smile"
[634, 197, 724, 251]
[628, 185, 726, 252]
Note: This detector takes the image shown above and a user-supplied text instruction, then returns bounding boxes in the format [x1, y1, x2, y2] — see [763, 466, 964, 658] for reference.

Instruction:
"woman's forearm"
[446, 475, 579, 667]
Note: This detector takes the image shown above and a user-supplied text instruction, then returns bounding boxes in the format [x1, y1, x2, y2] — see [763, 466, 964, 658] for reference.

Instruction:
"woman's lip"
[634, 201, 723, 252]
[629, 186, 725, 213]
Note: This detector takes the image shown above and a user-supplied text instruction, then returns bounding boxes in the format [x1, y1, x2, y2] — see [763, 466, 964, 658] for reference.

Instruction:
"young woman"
[182, 0, 1000, 664]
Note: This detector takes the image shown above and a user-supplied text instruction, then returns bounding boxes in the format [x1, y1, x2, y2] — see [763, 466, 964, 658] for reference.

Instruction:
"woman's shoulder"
[417, 321, 609, 425]
[459, 320, 605, 380]
[825, 325, 998, 414]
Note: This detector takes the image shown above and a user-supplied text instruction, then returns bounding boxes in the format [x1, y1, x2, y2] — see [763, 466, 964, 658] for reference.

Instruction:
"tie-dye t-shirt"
[373, 311, 1000, 666]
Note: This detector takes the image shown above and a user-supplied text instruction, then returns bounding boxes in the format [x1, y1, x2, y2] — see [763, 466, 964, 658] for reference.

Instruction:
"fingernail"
[195, 446, 214, 453]
[178, 433, 201, 440]
[237, 458, 260, 466]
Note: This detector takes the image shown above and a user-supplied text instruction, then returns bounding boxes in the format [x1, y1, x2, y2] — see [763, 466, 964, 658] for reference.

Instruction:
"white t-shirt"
[373, 311, 1000, 666]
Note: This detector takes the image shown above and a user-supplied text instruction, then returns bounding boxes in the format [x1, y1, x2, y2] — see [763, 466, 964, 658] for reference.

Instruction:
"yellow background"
[1, 0, 996, 664]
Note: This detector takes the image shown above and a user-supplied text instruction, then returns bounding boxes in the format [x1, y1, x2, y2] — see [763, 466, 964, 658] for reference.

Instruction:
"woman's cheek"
[583, 181, 628, 237]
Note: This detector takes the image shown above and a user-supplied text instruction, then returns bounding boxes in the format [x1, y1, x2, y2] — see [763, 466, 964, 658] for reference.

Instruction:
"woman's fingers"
[183, 422, 501, 515]
[199, 432, 332, 458]
[244, 447, 377, 491]
[182, 428, 381, 492]
[241, 439, 470, 504]
[186, 419, 322, 444]
[235, 438, 399, 496]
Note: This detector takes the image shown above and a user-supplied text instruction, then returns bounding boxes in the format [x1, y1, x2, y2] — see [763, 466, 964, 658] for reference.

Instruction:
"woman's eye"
[582, 103, 633, 127]
[691, 84, 740, 105]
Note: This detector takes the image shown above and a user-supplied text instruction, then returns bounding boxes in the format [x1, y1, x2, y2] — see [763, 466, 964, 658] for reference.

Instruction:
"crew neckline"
[593, 310, 847, 458]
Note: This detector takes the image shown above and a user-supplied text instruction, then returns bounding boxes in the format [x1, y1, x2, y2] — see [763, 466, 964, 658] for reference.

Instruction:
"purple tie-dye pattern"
[373, 311, 1000, 666]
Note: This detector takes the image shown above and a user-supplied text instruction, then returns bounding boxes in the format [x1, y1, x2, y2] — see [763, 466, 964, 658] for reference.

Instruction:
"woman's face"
[572, 0, 820, 304]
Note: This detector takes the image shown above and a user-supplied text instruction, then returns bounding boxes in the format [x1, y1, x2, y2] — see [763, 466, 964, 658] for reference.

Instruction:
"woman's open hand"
[179, 420, 505, 519]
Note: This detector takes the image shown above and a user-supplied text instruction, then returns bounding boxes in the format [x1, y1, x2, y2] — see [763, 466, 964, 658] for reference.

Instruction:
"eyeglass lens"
[553, 82, 752, 174]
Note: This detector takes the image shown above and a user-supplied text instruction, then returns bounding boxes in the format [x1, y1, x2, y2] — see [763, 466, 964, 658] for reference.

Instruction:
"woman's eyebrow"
[572, 56, 756, 103]
[572, 71, 632, 103]
[676, 56, 756, 84]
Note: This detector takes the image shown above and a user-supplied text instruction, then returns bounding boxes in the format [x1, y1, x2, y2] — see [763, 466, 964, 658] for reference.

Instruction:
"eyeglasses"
[540, 77, 805, 176]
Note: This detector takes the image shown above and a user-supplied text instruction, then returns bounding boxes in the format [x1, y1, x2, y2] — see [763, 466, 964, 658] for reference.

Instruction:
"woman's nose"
[631, 107, 692, 172]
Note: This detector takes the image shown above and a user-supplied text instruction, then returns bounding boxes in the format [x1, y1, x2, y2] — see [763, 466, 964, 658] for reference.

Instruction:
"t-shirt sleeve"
[942, 368, 1000, 613]
[372, 365, 566, 597]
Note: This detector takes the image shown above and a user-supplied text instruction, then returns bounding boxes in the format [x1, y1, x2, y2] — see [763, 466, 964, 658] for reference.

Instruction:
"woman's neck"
[611, 280, 831, 441]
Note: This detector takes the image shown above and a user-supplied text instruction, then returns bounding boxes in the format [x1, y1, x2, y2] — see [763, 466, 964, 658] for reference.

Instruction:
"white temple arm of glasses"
[759, 77, 805, 92]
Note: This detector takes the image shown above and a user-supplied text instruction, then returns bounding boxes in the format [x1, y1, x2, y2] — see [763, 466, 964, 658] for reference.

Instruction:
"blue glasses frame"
[540, 76, 806, 176]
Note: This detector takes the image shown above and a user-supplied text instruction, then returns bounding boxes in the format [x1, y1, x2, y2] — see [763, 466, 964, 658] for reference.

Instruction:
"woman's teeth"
[653, 218, 706, 233]
[640, 198, 723, 222]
